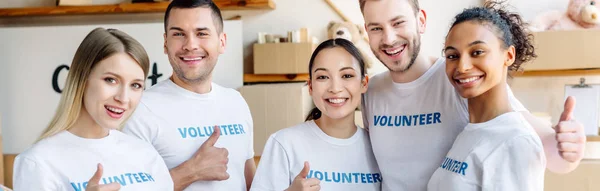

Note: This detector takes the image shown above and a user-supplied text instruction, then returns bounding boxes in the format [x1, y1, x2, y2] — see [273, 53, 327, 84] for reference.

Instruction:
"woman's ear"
[307, 80, 313, 96]
[361, 76, 369, 93]
[505, 45, 516, 67]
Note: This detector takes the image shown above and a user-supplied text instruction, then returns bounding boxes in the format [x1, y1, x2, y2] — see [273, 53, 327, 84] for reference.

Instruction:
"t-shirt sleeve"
[122, 102, 160, 144]
[482, 135, 546, 191]
[13, 156, 60, 190]
[250, 135, 291, 191]
[506, 84, 527, 112]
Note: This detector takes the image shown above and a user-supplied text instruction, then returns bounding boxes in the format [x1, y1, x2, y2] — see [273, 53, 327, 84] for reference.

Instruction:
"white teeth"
[182, 57, 202, 61]
[458, 76, 481, 84]
[384, 45, 405, 55]
[328, 98, 346, 104]
[106, 106, 124, 114]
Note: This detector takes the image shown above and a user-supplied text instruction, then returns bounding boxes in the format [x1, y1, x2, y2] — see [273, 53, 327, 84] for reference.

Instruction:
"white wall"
[419, 0, 483, 57]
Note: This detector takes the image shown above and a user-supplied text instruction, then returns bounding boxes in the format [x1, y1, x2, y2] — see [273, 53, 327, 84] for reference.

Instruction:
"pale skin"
[361, 0, 584, 173]
[162, 7, 255, 190]
[286, 46, 369, 191]
[69, 52, 147, 191]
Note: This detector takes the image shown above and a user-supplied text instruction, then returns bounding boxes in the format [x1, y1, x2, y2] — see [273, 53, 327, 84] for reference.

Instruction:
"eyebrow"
[314, 68, 327, 73]
[340, 67, 355, 71]
[468, 40, 486, 46]
[105, 72, 145, 83]
[168, 27, 210, 32]
[366, 15, 403, 27]
[444, 40, 487, 51]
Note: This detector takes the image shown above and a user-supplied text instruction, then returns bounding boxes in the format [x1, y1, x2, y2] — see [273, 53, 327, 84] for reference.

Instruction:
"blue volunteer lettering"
[306, 170, 382, 184]
[373, 112, 441, 127]
[439, 157, 468, 176]
[178, 124, 246, 138]
[70, 172, 156, 191]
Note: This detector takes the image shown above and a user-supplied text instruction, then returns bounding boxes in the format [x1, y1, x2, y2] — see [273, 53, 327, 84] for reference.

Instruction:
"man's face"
[363, 0, 426, 72]
[164, 7, 226, 84]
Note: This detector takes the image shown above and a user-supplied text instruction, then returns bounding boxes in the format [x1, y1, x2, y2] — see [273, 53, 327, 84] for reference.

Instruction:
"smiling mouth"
[179, 56, 205, 63]
[382, 44, 407, 56]
[327, 98, 348, 104]
[454, 75, 484, 85]
[105, 105, 125, 119]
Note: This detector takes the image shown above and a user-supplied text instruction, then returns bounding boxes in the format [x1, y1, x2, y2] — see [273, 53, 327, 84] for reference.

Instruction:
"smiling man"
[123, 0, 255, 191]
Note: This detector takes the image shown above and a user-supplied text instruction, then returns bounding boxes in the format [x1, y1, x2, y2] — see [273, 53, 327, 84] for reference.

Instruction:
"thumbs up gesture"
[286, 162, 321, 191]
[555, 96, 586, 162]
[189, 125, 230, 180]
[86, 163, 121, 191]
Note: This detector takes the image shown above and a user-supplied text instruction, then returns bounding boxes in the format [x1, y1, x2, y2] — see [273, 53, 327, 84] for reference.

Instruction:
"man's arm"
[245, 158, 257, 190]
[522, 96, 585, 173]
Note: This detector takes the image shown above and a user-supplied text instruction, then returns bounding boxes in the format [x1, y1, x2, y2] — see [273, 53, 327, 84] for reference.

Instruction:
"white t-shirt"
[13, 130, 174, 191]
[427, 112, 546, 191]
[361, 58, 527, 191]
[250, 120, 381, 191]
[123, 79, 254, 191]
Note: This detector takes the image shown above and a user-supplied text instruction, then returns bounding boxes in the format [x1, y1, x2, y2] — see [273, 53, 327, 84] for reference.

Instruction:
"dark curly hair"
[449, 1, 536, 72]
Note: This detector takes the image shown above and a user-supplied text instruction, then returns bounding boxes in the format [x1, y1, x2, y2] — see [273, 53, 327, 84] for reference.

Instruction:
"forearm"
[170, 161, 199, 191]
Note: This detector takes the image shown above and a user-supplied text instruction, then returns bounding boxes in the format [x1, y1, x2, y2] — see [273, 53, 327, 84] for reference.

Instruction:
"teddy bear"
[530, 0, 600, 31]
[327, 21, 387, 77]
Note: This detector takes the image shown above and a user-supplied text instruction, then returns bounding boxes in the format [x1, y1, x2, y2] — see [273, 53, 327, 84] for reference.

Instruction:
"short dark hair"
[359, 0, 420, 15]
[164, 0, 224, 33]
[305, 38, 367, 121]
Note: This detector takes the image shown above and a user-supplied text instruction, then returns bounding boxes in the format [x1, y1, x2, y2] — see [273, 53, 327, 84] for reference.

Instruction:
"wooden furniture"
[0, 0, 275, 17]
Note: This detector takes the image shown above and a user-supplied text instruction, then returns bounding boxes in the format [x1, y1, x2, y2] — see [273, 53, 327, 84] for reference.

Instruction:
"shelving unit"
[513, 68, 600, 77]
[243, 74, 309, 83]
[0, 0, 275, 17]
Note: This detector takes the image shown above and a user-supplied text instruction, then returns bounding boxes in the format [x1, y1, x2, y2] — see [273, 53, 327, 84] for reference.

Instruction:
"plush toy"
[327, 21, 387, 76]
[531, 0, 600, 31]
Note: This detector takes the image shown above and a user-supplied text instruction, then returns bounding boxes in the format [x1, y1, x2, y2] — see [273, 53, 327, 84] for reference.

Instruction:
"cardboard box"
[239, 83, 314, 155]
[253, 43, 316, 74]
[56, 0, 92, 6]
[526, 30, 600, 71]
[544, 160, 600, 191]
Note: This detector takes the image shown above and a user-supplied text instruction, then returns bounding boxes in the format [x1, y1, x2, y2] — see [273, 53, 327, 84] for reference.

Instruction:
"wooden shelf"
[0, 0, 275, 17]
[513, 68, 600, 77]
[244, 74, 309, 83]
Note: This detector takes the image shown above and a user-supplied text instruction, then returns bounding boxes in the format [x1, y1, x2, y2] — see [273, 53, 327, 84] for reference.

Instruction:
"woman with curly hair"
[427, 2, 545, 191]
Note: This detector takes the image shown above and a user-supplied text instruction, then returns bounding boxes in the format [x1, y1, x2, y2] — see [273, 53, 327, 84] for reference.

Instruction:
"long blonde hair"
[38, 28, 150, 141]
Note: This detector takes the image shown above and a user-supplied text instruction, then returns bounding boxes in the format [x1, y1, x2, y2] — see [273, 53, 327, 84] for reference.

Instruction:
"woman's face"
[444, 21, 515, 99]
[82, 52, 146, 130]
[309, 47, 368, 120]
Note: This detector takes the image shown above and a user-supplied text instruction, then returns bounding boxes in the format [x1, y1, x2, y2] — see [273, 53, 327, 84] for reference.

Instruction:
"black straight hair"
[305, 38, 367, 121]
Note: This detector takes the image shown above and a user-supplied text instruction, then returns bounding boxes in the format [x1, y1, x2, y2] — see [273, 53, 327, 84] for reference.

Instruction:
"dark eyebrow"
[468, 40, 486, 46]
[340, 67, 355, 71]
[168, 27, 210, 32]
[443, 40, 486, 52]
[443, 46, 457, 52]
[314, 68, 327, 73]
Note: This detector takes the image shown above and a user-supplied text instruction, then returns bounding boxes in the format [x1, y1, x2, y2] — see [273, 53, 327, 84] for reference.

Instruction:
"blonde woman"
[13, 28, 174, 191]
